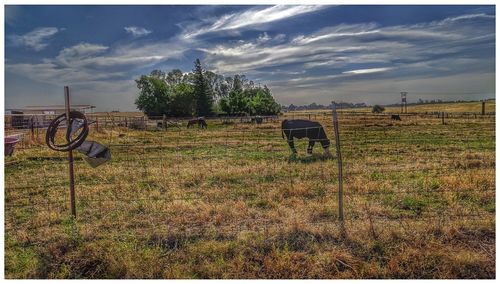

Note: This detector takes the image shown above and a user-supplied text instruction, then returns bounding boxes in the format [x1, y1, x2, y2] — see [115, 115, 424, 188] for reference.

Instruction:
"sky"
[4, 5, 496, 111]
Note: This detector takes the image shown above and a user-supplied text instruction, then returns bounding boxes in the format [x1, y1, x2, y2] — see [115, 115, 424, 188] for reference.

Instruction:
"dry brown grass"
[4, 109, 495, 279]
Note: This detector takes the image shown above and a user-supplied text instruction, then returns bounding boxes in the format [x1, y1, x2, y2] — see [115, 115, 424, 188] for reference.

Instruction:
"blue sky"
[4, 5, 496, 111]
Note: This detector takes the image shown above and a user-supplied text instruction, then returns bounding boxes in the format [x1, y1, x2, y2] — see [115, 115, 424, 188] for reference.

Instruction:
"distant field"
[4, 101, 495, 279]
[90, 111, 143, 117]
[92, 101, 495, 117]
[357, 101, 496, 114]
[285, 100, 495, 115]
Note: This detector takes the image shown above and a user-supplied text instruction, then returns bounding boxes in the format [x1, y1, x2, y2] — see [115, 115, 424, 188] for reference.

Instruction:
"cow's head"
[321, 139, 332, 157]
[323, 147, 332, 156]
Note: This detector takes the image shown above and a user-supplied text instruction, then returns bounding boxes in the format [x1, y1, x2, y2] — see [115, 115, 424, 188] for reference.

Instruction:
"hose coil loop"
[46, 111, 89, 152]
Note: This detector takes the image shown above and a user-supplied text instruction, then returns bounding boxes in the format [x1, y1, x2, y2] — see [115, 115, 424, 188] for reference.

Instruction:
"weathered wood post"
[482, 101, 486, 115]
[331, 101, 344, 222]
[30, 116, 35, 141]
[64, 86, 77, 218]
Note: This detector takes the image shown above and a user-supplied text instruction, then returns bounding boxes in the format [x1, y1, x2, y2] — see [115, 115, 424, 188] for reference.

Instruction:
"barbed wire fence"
[4, 109, 496, 247]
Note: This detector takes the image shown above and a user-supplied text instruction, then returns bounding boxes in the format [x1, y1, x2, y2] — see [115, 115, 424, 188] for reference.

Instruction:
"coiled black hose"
[46, 111, 89, 151]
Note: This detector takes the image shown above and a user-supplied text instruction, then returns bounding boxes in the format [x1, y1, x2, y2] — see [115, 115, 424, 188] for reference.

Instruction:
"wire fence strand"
[4, 112, 496, 242]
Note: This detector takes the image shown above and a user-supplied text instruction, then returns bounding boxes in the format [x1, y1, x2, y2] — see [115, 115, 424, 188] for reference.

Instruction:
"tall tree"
[250, 87, 281, 115]
[232, 75, 244, 92]
[227, 90, 250, 115]
[192, 59, 214, 116]
[150, 69, 166, 80]
[205, 71, 226, 100]
[169, 83, 195, 117]
[166, 69, 184, 85]
[135, 75, 170, 117]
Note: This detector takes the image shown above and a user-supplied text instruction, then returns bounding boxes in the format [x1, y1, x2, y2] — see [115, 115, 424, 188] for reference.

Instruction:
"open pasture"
[4, 110, 495, 278]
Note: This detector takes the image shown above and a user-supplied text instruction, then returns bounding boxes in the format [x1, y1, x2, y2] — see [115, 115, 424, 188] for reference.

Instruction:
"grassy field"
[4, 105, 495, 279]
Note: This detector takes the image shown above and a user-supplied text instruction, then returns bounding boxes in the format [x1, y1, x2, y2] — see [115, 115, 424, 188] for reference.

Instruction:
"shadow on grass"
[288, 153, 335, 164]
[26, 156, 68, 161]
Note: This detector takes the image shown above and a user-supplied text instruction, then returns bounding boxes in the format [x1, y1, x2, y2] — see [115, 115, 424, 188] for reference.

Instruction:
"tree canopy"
[135, 59, 281, 117]
[372, 105, 385, 113]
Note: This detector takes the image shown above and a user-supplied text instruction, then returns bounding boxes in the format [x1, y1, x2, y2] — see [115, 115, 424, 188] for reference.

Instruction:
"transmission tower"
[400, 92, 408, 113]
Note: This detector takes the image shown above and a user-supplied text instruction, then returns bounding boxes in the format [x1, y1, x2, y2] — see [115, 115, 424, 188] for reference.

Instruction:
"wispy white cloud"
[55, 43, 109, 66]
[182, 5, 328, 39]
[124, 26, 152, 37]
[343, 67, 394, 75]
[437, 13, 495, 24]
[6, 39, 186, 85]
[8, 27, 61, 51]
[291, 23, 380, 45]
[202, 12, 494, 84]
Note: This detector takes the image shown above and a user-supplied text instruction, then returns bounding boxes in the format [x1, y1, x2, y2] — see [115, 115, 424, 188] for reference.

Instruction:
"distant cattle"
[391, 114, 401, 121]
[251, 116, 263, 124]
[187, 117, 207, 129]
[281, 119, 331, 156]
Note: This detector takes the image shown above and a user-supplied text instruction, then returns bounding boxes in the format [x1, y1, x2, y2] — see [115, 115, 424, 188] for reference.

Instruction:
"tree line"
[135, 59, 281, 117]
[283, 102, 368, 112]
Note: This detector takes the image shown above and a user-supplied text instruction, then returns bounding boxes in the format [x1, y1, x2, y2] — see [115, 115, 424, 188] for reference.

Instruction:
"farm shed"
[6, 104, 95, 115]
[5, 105, 96, 129]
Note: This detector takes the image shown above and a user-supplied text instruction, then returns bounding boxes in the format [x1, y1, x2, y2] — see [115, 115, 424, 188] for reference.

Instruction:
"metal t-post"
[65, 86, 77, 218]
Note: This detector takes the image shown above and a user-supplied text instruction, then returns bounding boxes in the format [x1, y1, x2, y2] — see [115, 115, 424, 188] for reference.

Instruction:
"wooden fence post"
[332, 101, 344, 222]
[30, 116, 34, 141]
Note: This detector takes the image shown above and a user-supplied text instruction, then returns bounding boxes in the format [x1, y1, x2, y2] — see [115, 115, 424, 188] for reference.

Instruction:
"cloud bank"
[4, 6, 495, 110]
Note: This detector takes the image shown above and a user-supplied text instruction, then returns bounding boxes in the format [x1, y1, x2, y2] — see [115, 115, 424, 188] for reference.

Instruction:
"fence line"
[5, 186, 496, 209]
[4, 111, 495, 245]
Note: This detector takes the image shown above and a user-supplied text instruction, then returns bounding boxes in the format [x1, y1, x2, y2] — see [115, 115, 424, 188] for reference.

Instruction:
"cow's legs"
[307, 140, 315, 154]
[287, 139, 297, 154]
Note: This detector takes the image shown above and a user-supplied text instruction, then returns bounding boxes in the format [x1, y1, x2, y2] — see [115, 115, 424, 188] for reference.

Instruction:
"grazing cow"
[391, 114, 401, 121]
[187, 117, 207, 129]
[251, 116, 263, 124]
[281, 119, 331, 156]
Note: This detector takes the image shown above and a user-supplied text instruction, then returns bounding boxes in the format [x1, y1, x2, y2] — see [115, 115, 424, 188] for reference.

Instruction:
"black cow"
[251, 116, 263, 124]
[281, 119, 331, 156]
[187, 117, 207, 129]
[391, 114, 401, 121]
